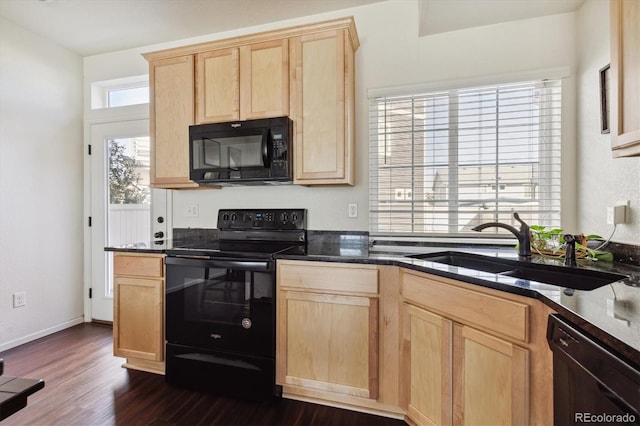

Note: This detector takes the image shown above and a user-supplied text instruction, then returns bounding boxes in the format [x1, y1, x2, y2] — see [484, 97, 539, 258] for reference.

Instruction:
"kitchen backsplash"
[173, 228, 218, 242]
[608, 242, 640, 266]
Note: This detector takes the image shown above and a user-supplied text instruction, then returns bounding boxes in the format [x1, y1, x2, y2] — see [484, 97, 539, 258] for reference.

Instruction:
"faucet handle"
[513, 212, 529, 231]
[563, 234, 578, 267]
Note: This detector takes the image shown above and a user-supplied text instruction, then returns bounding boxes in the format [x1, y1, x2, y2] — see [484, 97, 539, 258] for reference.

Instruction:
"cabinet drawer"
[114, 254, 164, 278]
[278, 261, 378, 294]
[402, 271, 529, 343]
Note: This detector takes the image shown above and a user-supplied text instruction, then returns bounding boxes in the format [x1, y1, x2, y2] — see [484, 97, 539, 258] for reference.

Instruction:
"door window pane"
[106, 136, 151, 296]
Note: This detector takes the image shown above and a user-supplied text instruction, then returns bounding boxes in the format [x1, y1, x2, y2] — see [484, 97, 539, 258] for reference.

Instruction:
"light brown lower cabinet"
[276, 261, 379, 399]
[276, 260, 405, 415]
[401, 269, 554, 426]
[280, 290, 378, 398]
[404, 305, 453, 425]
[113, 253, 165, 375]
[276, 262, 554, 423]
[404, 303, 530, 425]
[454, 324, 529, 425]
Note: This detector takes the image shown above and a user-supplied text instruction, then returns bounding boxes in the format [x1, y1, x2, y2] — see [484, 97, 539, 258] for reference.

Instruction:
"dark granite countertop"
[105, 230, 640, 368]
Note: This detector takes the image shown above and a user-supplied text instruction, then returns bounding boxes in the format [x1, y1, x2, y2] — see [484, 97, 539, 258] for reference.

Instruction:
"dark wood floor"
[0, 323, 406, 426]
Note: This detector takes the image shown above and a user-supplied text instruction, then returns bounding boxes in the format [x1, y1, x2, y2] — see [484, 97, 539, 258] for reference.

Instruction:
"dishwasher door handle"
[596, 382, 636, 415]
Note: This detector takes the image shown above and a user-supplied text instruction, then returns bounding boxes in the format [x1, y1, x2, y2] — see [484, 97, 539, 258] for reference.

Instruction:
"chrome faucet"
[563, 234, 579, 267]
[471, 212, 532, 259]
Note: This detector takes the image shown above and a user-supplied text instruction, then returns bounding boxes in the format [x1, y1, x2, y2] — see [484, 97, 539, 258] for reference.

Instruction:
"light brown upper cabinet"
[146, 55, 198, 188]
[196, 48, 239, 123]
[196, 40, 289, 124]
[610, 0, 640, 157]
[144, 17, 358, 188]
[290, 27, 358, 185]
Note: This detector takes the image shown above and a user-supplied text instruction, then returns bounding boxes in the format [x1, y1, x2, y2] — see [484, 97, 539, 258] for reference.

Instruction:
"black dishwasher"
[547, 314, 639, 425]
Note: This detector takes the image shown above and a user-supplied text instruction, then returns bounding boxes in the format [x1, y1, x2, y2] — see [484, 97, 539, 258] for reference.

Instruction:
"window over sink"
[368, 78, 562, 236]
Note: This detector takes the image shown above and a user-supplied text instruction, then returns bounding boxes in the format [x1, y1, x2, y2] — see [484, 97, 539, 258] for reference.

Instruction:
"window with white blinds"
[369, 79, 562, 236]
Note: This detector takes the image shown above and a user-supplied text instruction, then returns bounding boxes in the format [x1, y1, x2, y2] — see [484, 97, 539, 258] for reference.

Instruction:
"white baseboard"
[0, 316, 86, 352]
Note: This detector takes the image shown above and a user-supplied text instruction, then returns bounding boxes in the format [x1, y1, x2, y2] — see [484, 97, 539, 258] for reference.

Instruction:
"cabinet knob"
[154, 231, 165, 239]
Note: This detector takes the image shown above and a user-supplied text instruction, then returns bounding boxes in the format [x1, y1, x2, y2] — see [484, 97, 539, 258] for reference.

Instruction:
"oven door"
[165, 256, 275, 357]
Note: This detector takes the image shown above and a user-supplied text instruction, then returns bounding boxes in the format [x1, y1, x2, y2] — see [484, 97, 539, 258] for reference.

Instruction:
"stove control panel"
[218, 209, 306, 230]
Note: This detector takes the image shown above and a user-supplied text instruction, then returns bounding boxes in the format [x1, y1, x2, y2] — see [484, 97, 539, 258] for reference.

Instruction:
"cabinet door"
[610, 0, 640, 157]
[196, 48, 240, 123]
[149, 55, 197, 188]
[290, 29, 355, 185]
[240, 40, 289, 120]
[404, 304, 453, 426]
[278, 291, 378, 399]
[454, 324, 529, 426]
[113, 276, 164, 362]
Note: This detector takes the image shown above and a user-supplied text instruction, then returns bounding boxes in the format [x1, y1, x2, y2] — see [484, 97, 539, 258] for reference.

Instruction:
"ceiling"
[0, 0, 384, 56]
[0, 0, 585, 57]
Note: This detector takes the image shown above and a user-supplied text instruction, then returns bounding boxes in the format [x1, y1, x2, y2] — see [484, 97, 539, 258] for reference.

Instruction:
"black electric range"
[164, 209, 306, 401]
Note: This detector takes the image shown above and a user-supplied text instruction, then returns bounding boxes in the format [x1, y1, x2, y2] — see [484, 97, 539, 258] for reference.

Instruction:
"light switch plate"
[186, 204, 199, 217]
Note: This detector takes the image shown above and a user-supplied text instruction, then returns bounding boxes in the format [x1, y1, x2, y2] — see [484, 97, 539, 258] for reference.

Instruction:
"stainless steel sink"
[409, 251, 626, 291]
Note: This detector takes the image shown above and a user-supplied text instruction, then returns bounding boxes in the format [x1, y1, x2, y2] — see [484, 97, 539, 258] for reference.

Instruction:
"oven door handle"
[166, 256, 273, 272]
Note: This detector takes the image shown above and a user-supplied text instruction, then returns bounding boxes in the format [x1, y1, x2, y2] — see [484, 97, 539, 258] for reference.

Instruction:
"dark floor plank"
[0, 324, 406, 426]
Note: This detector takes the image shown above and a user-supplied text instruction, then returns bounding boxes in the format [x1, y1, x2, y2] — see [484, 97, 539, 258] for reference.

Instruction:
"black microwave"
[189, 116, 292, 185]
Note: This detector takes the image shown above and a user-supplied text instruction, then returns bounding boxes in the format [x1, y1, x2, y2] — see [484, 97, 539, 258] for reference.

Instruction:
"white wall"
[84, 1, 579, 232]
[576, 0, 639, 245]
[0, 17, 84, 350]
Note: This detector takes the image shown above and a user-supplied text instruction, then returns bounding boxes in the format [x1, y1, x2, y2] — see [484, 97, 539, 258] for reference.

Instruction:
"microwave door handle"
[262, 130, 271, 168]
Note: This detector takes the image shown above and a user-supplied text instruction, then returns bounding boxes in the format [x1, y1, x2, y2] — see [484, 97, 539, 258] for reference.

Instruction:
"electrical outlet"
[185, 204, 199, 217]
[13, 292, 26, 308]
[607, 203, 628, 225]
[348, 203, 358, 218]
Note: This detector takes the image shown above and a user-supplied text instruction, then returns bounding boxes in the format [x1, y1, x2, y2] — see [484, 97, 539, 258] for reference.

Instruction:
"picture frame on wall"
[599, 64, 610, 134]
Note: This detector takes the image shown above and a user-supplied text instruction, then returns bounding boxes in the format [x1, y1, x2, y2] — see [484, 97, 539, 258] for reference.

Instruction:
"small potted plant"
[529, 225, 613, 261]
